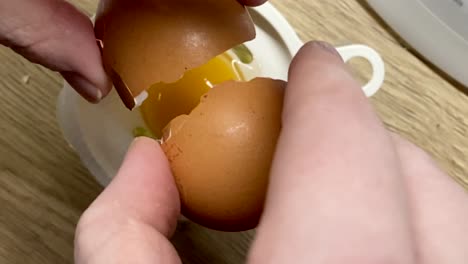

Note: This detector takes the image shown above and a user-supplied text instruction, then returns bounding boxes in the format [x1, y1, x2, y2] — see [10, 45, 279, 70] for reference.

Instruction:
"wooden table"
[1, 0, 467, 263]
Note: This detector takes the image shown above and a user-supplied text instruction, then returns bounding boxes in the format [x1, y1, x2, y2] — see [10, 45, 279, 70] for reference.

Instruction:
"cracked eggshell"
[95, 0, 256, 109]
[161, 78, 286, 232]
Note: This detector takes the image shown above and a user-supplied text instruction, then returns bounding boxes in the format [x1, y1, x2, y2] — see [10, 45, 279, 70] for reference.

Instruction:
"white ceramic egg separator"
[247, 3, 385, 97]
[56, 2, 386, 187]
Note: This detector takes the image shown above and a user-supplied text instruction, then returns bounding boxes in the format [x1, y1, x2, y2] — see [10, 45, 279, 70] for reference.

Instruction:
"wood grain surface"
[1, 0, 467, 263]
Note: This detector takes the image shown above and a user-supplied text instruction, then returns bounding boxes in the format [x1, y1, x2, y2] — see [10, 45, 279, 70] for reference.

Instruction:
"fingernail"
[129, 136, 143, 149]
[130, 136, 158, 149]
[309, 41, 342, 60]
[61, 72, 103, 103]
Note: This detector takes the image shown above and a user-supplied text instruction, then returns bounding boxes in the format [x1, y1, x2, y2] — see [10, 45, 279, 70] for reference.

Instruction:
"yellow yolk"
[141, 54, 243, 138]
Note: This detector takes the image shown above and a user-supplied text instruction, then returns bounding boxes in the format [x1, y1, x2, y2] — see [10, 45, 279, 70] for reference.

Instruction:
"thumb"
[0, 0, 111, 103]
[75, 137, 181, 264]
[248, 41, 414, 263]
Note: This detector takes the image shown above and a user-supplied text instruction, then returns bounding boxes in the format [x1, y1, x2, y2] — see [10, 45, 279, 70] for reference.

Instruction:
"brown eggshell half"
[95, 0, 256, 109]
[161, 78, 286, 231]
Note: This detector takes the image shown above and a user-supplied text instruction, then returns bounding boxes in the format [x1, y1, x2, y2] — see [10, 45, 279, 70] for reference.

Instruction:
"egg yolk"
[140, 54, 243, 138]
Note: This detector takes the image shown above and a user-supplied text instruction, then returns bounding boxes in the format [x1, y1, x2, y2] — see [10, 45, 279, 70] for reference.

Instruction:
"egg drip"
[140, 51, 256, 139]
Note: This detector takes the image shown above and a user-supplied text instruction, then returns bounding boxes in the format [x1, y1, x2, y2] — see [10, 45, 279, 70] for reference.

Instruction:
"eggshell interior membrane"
[161, 78, 286, 232]
[94, 0, 256, 109]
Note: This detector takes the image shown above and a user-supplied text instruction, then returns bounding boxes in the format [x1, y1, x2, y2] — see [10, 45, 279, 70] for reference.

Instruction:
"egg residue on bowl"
[95, 0, 286, 232]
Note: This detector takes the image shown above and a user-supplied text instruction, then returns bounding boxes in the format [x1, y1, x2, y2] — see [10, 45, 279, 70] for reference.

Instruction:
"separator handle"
[336, 44, 385, 97]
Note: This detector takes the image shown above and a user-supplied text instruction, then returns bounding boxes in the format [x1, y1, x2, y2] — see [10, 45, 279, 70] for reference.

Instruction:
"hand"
[0, 0, 267, 103]
[74, 41, 468, 263]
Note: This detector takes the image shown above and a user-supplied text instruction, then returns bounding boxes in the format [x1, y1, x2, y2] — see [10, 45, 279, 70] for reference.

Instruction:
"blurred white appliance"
[367, 0, 468, 87]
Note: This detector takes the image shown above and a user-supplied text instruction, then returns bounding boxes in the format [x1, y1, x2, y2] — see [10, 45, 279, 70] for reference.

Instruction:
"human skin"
[0, 0, 267, 102]
[76, 42, 468, 263]
[1, 1, 467, 263]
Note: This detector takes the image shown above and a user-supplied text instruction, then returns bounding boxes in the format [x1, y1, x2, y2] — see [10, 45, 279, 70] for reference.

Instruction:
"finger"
[0, 0, 111, 103]
[238, 0, 268, 6]
[248, 41, 415, 264]
[392, 134, 468, 263]
[75, 137, 181, 264]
